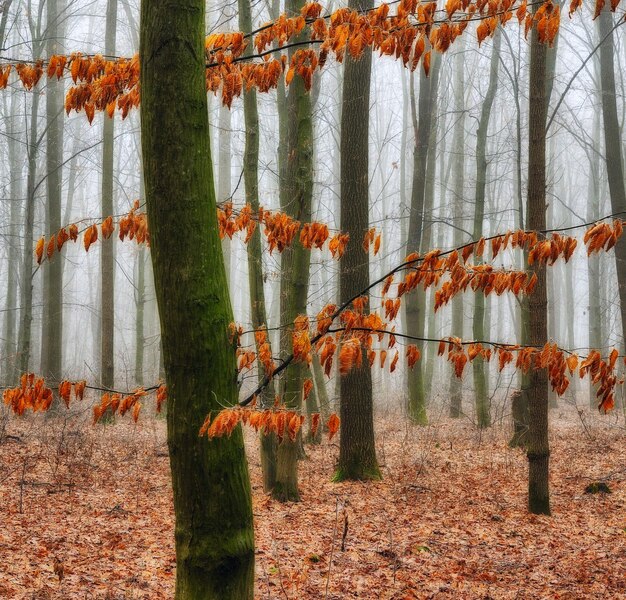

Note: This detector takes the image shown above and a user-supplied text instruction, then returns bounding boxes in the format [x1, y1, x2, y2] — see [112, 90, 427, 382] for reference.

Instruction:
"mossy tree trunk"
[238, 0, 277, 490]
[405, 56, 440, 425]
[101, 0, 117, 393]
[472, 30, 500, 430]
[40, 0, 64, 392]
[272, 0, 314, 502]
[598, 6, 626, 351]
[421, 59, 441, 403]
[140, 1, 255, 596]
[526, 12, 550, 516]
[449, 42, 465, 418]
[335, 0, 380, 482]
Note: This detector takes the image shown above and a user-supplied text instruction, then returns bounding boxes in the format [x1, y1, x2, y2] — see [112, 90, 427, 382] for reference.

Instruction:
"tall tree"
[449, 43, 465, 418]
[336, 0, 380, 482]
[40, 0, 64, 388]
[140, 0, 254, 596]
[598, 5, 626, 350]
[134, 248, 146, 386]
[238, 0, 277, 489]
[17, 0, 45, 376]
[405, 54, 440, 425]
[101, 0, 117, 391]
[218, 102, 232, 287]
[472, 30, 501, 429]
[587, 110, 602, 406]
[4, 90, 23, 385]
[273, 0, 314, 501]
[525, 7, 550, 515]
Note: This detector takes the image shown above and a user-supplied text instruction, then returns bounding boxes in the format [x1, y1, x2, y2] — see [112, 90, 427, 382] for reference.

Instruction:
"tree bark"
[238, 0, 277, 491]
[101, 0, 117, 391]
[140, 1, 255, 596]
[272, 0, 314, 501]
[4, 91, 23, 386]
[134, 247, 145, 386]
[336, 0, 380, 482]
[526, 14, 550, 516]
[40, 0, 65, 391]
[449, 43, 465, 418]
[598, 6, 626, 351]
[218, 103, 232, 288]
[587, 110, 602, 407]
[472, 31, 501, 429]
[405, 55, 440, 424]
[17, 22, 43, 377]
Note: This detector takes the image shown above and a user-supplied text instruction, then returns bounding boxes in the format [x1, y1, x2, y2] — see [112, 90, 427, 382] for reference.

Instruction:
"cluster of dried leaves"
[218, 202, 353, 257]
[198, 406, 340, 442]
[92, 385, 167, 425]
[2, 376, 167, 427]
[0, 0, 600, 119]
[35, 200, 149, 265]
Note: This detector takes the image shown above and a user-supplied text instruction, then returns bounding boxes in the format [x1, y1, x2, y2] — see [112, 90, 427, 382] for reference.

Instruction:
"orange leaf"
[35, 237, 45, 264]
[327, 413, 340, 440]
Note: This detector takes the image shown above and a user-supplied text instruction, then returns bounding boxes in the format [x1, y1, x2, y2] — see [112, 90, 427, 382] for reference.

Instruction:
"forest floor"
[0, 401, 625, 599]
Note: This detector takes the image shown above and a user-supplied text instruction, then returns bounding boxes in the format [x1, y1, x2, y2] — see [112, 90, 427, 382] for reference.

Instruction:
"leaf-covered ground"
[0, 405, 624, 599]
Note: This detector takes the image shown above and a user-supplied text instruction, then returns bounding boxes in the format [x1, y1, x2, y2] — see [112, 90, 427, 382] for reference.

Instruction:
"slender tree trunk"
[449, 43, 465, 418]
[526, 14, 550, 516]
[336, 0, 380, 482]
[272, 0, 314, 501]
[238, 0, 277, 490]
[598, 5, 626, 349]
[140, 1, 254, 597]
[472, 31, 501, 429]
[312, 353, 330, 423]
[41, 0, 64, 389]
[406, 56, 440, 424]
[218, 103, 232, 288]
[101, 0, 117, 391]
[134, 248, 145, 386]
[17, 79, 42, 376]
[4, 92, 23, 385]
[587, 111, 602, 407]
[421, 61, 441, 402]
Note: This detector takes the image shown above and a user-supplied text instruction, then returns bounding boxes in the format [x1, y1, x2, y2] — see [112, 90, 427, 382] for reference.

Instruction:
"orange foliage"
[199, 406, 338, 442]
[218, 202, 343, 257]
[34, 201, 149, 265]
[0, 0, 591, 120]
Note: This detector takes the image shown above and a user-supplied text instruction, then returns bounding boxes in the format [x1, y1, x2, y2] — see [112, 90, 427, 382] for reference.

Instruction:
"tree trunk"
[41, 0, 65, 391]
[218, 103, 232, 288]
[238, 0, 277, 491]
[587, 110, 602, 407]
[598, 6, 626, 350]
[405, 55, 440, 424]
[134, 247, 145, 386]
[4, 91, 23, 385]
[272, 0, 314, 501]
[17, 77, 42, 376]
[449, 43, 465, 418]
[101, 0, 117, 391]
[139, 1, 254, 596]
[421, 61, 441, 402]
[526, 14, 551, 516]
[336, 0, 380, 482]
[472, 31, 500, 429]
